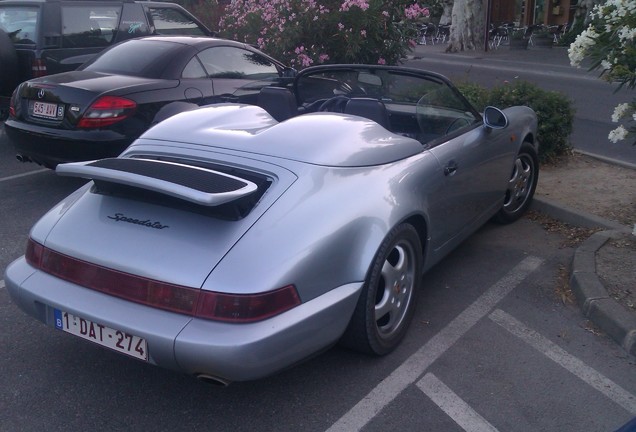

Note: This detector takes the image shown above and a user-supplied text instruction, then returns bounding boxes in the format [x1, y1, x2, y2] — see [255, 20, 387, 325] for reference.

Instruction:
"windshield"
[0, 6, 38, 43]
[82, 39, 184, 78]
[295, 66, 481, 145]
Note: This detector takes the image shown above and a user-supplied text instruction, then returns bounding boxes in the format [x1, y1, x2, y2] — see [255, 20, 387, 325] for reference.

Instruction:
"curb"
[571, 231, 636, 357]
[531, 197, 636, 357]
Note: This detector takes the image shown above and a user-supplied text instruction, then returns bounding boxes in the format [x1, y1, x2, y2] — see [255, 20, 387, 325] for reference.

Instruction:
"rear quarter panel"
[202, 152, 443, 303]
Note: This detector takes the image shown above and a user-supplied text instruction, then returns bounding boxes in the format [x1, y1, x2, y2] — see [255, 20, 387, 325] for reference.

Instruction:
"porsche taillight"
[25, 238, 301, 322]
[77, 96, 137, 128]
[195, 286, 301, 323]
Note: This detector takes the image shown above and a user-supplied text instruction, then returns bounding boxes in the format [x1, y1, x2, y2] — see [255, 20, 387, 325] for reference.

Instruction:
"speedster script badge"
[108, 213, 169, 230]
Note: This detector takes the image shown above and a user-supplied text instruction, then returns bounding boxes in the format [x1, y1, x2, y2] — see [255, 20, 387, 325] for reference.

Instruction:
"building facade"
[491, 0, 576, 27]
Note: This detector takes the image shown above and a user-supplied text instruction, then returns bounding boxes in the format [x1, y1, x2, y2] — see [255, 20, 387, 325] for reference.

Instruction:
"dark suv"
[0, 0, 213, 116]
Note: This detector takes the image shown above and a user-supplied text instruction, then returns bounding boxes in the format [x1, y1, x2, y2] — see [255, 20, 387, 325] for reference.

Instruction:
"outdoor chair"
[418, 23, 437, 45]
[436, 24, 451, 43]
[489, 26, 508, 49]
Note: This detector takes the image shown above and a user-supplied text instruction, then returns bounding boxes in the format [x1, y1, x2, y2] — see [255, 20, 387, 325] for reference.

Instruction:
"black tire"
[340, 223, 422, 356]
[0, 29, 19, 97]
[493, 141, 539, 224]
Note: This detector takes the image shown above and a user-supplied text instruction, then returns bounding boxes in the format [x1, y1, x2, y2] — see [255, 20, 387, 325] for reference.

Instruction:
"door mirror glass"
[483, 106, 508, 129]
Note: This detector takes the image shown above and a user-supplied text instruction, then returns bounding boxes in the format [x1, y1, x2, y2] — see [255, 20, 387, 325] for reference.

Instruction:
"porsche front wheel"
[494, 142, 539, 224]
[341, 223, 422, 356]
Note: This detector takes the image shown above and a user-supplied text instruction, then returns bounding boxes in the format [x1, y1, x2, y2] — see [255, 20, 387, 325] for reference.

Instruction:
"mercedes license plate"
[54, 309, 147, 361]
[32, 101, 63, 119]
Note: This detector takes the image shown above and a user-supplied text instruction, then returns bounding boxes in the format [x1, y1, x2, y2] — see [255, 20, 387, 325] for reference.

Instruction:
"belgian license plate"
[54, 309, 147, 361]
[32, 101, 62, 119]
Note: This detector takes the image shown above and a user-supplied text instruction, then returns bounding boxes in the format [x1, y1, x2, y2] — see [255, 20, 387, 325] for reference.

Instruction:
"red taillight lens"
[25, 239, 44, 267]
[196, 286, 301, 323]
[32, 58, 47, 78]
[77, 96, 137, 129]
[25, 239, 301, 322]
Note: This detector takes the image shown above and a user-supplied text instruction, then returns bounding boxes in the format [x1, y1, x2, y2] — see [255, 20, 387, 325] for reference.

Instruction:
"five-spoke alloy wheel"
[494, 142, 539, 224]
[341, 223, 422, 355]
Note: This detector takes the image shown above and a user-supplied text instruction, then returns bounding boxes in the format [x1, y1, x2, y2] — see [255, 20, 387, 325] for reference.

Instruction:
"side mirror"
[282, 67, 298, 78]
[483, 106, 508, 129]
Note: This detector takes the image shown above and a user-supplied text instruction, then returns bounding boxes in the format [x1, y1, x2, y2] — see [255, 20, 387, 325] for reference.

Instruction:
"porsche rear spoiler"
[56, 158, 258, 207]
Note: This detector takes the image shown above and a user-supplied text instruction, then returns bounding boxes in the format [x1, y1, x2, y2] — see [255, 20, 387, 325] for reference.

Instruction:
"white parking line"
[489, 309, 636, 415]
[417, 373, 499, 432]
[326, 256, 543, 432]
[0, 169, 49, 183]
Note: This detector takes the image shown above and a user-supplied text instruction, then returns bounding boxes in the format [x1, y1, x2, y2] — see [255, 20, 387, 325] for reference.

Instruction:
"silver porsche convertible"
[5, 65, 538, 385]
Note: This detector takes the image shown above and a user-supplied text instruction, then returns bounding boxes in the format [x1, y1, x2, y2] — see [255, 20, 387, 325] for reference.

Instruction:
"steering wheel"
[318, 95, 350, 113]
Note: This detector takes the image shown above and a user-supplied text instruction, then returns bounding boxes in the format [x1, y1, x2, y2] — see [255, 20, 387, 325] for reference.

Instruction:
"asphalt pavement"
[408, 41, 636, 357]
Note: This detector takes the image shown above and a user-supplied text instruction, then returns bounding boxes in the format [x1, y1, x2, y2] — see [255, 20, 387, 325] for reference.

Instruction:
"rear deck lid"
[36, 156, 295, 290]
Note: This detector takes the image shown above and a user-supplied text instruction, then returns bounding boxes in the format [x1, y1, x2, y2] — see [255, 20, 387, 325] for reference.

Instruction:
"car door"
[421, 86, 514, 252]
[427, 126, 512, 250]
[195, 46, 283, 105]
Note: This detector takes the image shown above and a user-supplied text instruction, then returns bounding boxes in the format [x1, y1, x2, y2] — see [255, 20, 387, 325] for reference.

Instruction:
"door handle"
[444, 160, 458, 176]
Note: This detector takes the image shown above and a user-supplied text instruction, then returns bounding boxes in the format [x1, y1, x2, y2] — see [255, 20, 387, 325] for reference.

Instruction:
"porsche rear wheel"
[340, 223, 422, 356]
[493, 142, 539, 224]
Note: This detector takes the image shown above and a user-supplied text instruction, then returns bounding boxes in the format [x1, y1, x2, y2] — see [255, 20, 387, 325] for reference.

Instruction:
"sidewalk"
[410, 39, 574, 67]
[407, 41, 604, 84]
[532, 155, 635, 358]
[409, 41, 636, 357]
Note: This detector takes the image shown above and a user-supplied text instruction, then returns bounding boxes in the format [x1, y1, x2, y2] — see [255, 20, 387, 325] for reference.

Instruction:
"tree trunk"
[446, 0, 485, 53]
[440, 0, 453, 25]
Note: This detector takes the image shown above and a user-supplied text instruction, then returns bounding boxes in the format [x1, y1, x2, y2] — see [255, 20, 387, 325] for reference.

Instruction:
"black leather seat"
[344, 98, 391, 130]
[257, 87, 298, 122]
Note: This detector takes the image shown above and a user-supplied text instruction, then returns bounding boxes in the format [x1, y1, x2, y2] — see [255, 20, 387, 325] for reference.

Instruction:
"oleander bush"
[217, 0, 429, 68]
[458, 80, 575, 162]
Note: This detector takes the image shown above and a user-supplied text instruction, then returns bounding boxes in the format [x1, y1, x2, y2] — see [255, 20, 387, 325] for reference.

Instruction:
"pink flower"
[377, 57, 386, 65]
[360, 29, 367, 37]
[405, 4, 430, 20]
[339, 0, 370, 12]
[298, 53, 314, 68]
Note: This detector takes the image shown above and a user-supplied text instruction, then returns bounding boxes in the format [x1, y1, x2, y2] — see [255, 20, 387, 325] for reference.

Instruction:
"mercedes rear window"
[82, 39, 183, 78]
[0, 6, 38, 44]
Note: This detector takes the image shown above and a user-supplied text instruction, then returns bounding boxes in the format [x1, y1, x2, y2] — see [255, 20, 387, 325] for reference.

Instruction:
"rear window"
[197, 47, 279, 79]
[82, 39, 183, 78]
[148, 7, 205, 36]
[61, 5, 122, 48]
[0, 6, 38, 43]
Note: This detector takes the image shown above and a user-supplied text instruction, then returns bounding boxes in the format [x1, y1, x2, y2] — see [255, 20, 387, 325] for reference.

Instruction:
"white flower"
[611, 103, 631, 122]
[568, 27, 598, 67]
[608, 125, 629, 142]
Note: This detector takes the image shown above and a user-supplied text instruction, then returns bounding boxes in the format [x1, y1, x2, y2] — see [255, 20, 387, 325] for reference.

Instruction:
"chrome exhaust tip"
[195, 374, 231, 387]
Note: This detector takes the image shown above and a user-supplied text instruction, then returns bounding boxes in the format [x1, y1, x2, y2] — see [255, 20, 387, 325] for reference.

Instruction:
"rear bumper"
[5, 257, 362, 382]
[4, 119, 132, 167]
